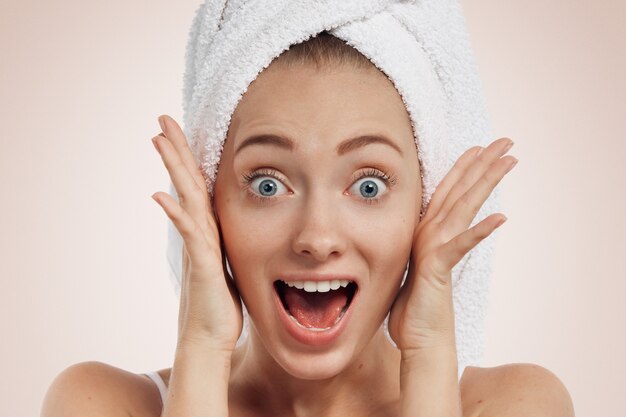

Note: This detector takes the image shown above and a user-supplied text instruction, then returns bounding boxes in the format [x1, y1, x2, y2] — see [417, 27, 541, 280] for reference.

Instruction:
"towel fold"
[165, 0, 499, 382]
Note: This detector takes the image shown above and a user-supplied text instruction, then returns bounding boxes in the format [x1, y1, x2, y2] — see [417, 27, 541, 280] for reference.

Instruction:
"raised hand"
[388, 137, 517, 353]
[150, 114, 243, 353]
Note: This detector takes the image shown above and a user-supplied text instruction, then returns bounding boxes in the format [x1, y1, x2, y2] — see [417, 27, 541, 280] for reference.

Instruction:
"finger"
[151, 191, 219, 273]
[443, 155, 517, 233]
[432, 213, 507, 277]
[152, 132, 213, 236]
[158, 115, 210, 207]
[421, 145, 483, 224]
[434, 137, 514, 223]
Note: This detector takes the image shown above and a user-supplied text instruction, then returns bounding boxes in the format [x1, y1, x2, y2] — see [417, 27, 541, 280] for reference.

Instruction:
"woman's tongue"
[283, 286, 349, 328]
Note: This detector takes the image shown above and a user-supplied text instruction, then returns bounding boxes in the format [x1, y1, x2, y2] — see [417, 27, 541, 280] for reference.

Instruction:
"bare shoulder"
[41, 361, 163, 417]
[460, 363, 575, 417]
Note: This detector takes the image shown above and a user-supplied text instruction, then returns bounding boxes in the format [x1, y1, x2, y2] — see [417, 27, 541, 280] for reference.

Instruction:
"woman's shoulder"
[461, 363, 574, 416]
[41, 361, 164, 417]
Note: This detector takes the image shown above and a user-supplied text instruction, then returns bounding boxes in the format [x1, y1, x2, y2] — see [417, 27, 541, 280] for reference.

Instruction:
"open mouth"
[274, 280, 357, 331]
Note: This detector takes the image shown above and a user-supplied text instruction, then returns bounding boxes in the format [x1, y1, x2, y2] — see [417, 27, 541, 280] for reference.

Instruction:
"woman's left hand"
[388, 137, 517, 354]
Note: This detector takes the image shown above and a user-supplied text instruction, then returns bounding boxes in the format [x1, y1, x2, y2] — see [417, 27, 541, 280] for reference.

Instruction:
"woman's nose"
[291, 196, 347, 262]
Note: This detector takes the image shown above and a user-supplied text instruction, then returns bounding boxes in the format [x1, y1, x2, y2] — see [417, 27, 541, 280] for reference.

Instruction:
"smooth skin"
[41, 64, 574, 417]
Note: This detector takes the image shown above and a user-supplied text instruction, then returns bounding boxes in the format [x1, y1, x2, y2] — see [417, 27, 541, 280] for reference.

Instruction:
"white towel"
[165, 0, 499, 382]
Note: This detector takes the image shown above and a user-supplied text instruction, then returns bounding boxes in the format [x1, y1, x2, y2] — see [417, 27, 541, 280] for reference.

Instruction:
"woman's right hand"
[150, 114, 243, 354]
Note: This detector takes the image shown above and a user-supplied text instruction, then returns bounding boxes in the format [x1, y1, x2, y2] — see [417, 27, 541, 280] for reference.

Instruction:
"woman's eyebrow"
[234, 133, 403, 156]
[337, 134, 403, 156]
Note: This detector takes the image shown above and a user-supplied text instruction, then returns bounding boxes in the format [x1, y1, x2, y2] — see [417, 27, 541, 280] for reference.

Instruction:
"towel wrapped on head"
[165, 0, 499, 382]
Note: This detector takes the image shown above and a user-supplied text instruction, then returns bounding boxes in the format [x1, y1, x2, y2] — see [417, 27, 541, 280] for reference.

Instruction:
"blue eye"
[361, 179, 378, 197]
[250, 177, 287, 197]
[349, 177, 387, 200]
[241, 168, 289, 203]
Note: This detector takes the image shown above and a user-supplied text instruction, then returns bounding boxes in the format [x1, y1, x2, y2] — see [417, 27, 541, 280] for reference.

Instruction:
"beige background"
[1, 0, 624, 415]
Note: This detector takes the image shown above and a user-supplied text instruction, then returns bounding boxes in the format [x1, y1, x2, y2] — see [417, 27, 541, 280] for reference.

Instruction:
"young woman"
[41, 30, 573, 417]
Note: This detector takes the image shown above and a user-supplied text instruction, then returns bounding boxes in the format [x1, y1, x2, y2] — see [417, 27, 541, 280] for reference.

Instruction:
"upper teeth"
[281, 279, 352, 292]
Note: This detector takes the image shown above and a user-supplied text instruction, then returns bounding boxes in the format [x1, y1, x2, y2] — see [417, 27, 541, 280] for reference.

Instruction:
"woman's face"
[213, 62, 421, 379]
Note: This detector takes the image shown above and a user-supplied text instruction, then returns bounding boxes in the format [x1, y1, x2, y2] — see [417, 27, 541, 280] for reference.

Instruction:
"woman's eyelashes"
[241, 168, 290, 204]
[349, 167, 398, 205]
[240, 167, 398, 205]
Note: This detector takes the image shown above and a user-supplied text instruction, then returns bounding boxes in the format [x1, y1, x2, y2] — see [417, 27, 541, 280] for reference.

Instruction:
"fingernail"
[158, 116, 167, 135]
[504, 139, 514, 152]
[474, 147, 484, 157]
[495, 216, 508, 228]
[152, 137, 161, 154]
[506, 157, 518, 172]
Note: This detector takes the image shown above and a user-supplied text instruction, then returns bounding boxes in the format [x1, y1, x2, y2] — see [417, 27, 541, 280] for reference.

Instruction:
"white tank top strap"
[144, 370, 168, 404]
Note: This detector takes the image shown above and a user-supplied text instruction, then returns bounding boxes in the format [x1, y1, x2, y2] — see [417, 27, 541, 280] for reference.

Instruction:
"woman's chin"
[272, 347, 356, 380]
[242, 314, 361, 380]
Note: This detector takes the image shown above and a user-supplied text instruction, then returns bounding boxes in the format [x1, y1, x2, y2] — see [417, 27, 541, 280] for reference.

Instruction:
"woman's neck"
[228, 326, 401, 417]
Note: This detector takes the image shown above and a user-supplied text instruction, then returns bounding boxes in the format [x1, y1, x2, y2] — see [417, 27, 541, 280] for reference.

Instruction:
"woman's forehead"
[228, 64, 414, 153]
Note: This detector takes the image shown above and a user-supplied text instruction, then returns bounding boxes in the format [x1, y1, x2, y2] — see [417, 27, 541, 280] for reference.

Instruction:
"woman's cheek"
[371, 215, 413, 279]
[222, 208, 285, 264]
